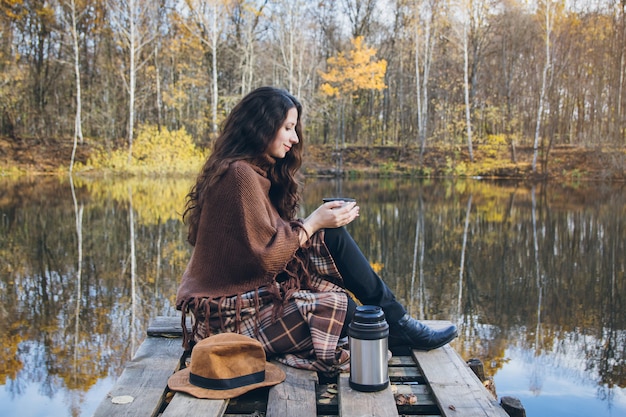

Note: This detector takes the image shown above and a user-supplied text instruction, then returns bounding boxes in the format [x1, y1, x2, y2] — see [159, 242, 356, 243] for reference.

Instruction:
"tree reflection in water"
[0, 177, 624, 417]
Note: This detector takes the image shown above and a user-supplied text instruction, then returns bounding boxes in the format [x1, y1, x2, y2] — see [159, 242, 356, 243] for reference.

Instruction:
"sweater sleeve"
[231, 161, 301, 275]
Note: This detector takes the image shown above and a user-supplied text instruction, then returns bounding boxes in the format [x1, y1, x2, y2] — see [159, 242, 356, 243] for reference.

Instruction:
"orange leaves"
[319, 36, 387, 99]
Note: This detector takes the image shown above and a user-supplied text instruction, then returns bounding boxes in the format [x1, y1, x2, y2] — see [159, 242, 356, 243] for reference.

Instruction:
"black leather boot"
[388, 314, 458, 352]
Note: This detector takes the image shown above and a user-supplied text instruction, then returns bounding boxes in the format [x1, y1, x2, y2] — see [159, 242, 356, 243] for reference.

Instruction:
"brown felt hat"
[167, 333, 285, 399]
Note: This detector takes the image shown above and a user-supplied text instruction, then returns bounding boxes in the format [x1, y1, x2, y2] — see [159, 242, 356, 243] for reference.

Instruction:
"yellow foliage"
[319, 36, 387, 98]
[132, 125, 201, 167]
[82, 124, 206, 175]
[370, 261, 384, 273]
[320, 83, 340, 97]
[485, 134, 507, 146]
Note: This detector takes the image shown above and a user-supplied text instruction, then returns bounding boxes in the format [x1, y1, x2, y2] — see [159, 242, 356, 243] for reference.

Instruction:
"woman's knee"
[323, 226, 350, 252]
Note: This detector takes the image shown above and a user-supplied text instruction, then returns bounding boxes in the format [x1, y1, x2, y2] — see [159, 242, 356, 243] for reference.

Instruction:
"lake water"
[0, 176, 624, 417]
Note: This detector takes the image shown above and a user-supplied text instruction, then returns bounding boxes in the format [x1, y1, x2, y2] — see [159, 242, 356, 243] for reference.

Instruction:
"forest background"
[0, 0, 625, 181]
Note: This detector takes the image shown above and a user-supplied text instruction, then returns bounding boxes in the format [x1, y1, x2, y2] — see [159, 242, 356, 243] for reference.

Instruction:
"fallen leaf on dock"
[164, 391, 174, 404]
[111, 395, 134, 404]
[319, 383, 338, 403]
[394, 393, 417, 405]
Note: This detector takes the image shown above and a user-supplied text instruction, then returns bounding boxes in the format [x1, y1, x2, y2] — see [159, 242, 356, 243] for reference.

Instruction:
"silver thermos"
[348, 305, 389, 392]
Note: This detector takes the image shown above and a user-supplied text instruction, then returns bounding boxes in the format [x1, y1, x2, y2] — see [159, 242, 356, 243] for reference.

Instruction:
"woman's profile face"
[265, 107, 299, 159]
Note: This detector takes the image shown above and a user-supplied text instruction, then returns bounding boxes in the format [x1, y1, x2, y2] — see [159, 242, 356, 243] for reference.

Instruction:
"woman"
[177, 86, 457, 374]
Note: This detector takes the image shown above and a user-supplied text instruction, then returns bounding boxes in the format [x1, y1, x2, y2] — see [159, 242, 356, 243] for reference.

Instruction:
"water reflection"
[0, 177, 624, 417]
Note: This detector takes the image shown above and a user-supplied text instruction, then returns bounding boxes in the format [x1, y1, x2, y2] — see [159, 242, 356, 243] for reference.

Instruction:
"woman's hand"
[299, 200, 359, 245]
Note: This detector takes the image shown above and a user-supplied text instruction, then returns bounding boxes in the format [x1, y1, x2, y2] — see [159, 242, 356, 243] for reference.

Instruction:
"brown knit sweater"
[176, 158, 302, 310]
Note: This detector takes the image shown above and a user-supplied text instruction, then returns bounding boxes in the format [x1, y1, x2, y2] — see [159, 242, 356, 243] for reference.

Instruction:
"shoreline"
[1, 136, 624, 182]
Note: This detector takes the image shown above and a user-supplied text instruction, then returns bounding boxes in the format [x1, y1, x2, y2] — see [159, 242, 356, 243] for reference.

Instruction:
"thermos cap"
[348, 305, 389, 339]
[353, 305, 385, 324]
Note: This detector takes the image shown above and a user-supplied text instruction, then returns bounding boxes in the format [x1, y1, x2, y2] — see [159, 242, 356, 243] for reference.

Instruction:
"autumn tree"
[151, 15, 206, 139]
[1, 0, 61, 137]
[490, 0, 535, 163]
[0, 2, 24, 138]
[319, 35, 387, 149]
[181, 0, 230, 137]
[618, 0, 626, 144]
[532, 0, 565, 173]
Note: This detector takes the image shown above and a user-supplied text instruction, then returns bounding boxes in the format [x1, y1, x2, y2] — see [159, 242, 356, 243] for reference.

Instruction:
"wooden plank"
[160, 393, 229, 417]
[337, 373, 398, 417]
[266, 362, 319, 417]
[393, 382, 432, 397]
[388, 354, 424, 383]
[412, 344, 509, 417]
[92, 337, 183, 417]
[388, 356, 416, 366]
[147, 315, 190, 338]
[388, 365, 422, 381]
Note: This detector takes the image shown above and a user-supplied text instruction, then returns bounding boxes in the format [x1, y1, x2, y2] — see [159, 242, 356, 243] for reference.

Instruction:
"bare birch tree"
[108, 0, 158, 162]
[182, 0, 228, 136]
[61, 0, 85, 174]
[462, 1, 475, 162]
[532, 0, 560, 173]
[270, 0, 309, 96]
[412, 0, 442, 159]
[452, 0, 495, 163]
[452, 0, 475, 162]
[231, 0, 269, 95]
[152, 4, 169, 132]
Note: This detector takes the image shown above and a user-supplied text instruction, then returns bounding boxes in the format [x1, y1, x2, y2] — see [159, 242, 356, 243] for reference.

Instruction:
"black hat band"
[189, 370, 265, 391]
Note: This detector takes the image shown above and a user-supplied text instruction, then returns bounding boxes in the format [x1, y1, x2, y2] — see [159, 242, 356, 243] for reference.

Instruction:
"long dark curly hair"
[183, 87, 304, 245]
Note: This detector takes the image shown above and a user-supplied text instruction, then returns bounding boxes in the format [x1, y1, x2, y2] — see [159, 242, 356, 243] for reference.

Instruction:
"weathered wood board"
[92, 336, 183, 417]
[337, 373, 399, 417]
[266, 362, 319, 417]
[146, 315, 190, 338]
[160, 393, 229, 417]
[93, 316, 512, 417]
[413, 344, 509, 417]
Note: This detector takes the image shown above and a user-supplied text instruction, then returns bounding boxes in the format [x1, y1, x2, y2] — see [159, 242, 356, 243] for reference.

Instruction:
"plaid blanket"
[187, 232, 351, 375]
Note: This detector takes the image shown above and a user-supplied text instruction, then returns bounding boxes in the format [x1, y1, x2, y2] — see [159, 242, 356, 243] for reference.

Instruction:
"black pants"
[323, 227, 406, 335]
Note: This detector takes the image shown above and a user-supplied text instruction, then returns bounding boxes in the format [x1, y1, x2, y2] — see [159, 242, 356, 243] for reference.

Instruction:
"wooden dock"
[92, 316, 514, 417]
